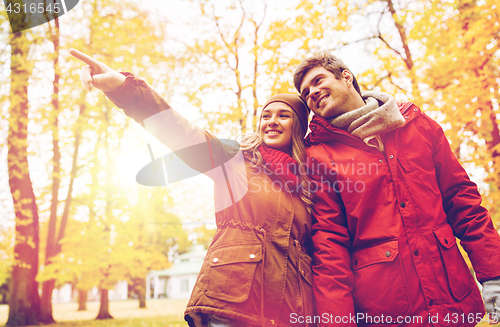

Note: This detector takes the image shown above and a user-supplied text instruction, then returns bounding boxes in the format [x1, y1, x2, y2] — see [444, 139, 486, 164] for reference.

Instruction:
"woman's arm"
[70, 49, 235, 175]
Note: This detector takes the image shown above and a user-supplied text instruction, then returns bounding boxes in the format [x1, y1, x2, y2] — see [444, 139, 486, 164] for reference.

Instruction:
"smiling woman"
[259, 102, 294, 153]
[70, 49, 316, 327]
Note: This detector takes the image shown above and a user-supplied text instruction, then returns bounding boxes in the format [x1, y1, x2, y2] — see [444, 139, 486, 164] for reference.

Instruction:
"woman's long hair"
[239, 110, 314, 213]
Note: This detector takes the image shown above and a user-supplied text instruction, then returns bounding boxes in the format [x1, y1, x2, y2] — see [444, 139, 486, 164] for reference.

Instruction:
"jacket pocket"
[433, 223, 472, 301]
[205, 242, 262, 303]
[397, 156, 411, 173]
[299, 251, 314, 321]
[299, 251, 313, 286]
[352, 239, 410, 318]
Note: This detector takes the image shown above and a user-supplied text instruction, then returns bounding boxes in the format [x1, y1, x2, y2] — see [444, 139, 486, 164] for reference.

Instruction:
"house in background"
[147, 245, 206, 300]
[50, 245, 207, 303]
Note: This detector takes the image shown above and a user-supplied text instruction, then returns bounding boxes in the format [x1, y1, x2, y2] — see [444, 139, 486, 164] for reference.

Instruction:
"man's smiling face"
[299, 66, 357, 119]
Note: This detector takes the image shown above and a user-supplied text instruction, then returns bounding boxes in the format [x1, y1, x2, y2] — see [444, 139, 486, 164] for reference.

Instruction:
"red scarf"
[257, 144, 300, 191]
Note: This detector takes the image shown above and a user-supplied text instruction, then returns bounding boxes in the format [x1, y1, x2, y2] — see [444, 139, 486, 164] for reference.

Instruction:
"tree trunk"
[138, 278, 146, 308]
[57, 101, 86, 254]
[77, 289, 87, 311]
[95, 289, 113, 320]
[6, 11, 40, 326]
[39, 279, 55, 324]
[39, 13, 61, 325]
[95, 107, 119, 319]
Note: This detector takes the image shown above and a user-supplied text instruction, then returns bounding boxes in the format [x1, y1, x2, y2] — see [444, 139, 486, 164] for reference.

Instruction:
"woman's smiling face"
[259, 102, 294, 152]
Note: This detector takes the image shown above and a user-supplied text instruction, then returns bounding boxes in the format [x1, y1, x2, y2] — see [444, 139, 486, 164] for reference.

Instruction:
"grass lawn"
[1, 299, 495, 326]
[0, 298, 188, 326]
[43, 316, 185, 327]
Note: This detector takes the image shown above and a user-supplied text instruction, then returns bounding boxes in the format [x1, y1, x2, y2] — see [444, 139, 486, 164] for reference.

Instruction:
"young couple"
[71, 49, 500, 327]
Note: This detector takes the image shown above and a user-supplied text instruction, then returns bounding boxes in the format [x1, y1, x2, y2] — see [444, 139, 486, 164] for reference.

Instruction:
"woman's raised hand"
[70, 49, 126, 92]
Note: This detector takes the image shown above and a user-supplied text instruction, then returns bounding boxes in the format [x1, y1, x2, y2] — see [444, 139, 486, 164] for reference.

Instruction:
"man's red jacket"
[306, 102, 500, 326]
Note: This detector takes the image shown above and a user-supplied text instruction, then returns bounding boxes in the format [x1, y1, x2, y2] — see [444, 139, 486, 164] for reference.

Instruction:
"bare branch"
[377, 33, 403, 58]
[388, 73, 411, 93]
[384, 0, 414, 69]
[374, 6, 405, 60]
[332, 36, 379, 51]
[213, 10, 231, 51]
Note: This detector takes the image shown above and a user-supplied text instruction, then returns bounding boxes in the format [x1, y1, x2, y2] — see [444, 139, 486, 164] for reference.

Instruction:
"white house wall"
[166, 274, 197, 300]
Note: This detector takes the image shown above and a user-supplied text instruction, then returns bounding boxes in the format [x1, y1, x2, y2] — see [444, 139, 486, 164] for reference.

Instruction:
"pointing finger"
[70, 49, 102, 70]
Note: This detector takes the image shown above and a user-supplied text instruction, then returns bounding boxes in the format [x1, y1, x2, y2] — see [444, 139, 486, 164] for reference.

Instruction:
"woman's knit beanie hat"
[261, 94, 310, 135]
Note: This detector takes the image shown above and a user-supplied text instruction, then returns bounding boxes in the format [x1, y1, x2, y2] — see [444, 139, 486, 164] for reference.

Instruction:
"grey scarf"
[330, 91, 405, 151]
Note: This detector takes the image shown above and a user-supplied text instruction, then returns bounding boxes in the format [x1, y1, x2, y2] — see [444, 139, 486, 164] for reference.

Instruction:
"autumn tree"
[39, 10, 62, 324]
[5, 0, 40, 324]
[32, 0, 176, 320]
[0, 5, 12, 308]
[179, 0, 268, 134]
[190, 225, 216, 250]
[122, 186, 187, 308]
[413, 0, 500, 225]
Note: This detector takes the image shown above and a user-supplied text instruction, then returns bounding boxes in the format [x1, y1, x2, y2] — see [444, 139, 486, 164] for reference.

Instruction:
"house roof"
[152, 260, 203, 277]
[176, 247, 206, 262]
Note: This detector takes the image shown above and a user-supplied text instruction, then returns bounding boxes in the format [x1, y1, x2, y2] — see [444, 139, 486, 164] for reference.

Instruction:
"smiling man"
[293, 53, 500, 326]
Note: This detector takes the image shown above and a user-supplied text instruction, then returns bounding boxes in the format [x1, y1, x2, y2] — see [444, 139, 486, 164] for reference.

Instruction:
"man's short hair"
[293, 52, 362, 97]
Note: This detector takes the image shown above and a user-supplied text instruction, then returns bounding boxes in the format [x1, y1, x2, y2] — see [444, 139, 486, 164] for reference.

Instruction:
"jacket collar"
[306, 102, 418, 147]
[241, 149, 291, 178]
